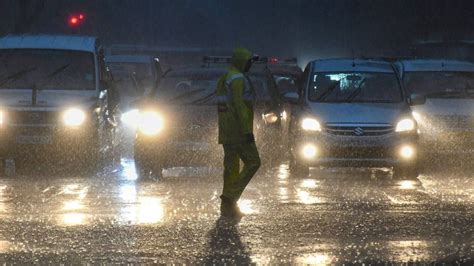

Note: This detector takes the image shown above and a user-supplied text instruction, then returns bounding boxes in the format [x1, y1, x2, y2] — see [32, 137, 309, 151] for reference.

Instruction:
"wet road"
[0, 158, 472, 264]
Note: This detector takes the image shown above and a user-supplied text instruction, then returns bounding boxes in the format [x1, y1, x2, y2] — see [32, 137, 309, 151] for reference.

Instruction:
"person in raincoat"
[216, 48, 261, 219]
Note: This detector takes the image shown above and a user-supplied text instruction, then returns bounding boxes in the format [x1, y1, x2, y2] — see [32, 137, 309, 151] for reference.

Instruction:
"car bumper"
[0, 125, 98, 157]
[292, 132, 418, 167]
[135, 133, 221, 164]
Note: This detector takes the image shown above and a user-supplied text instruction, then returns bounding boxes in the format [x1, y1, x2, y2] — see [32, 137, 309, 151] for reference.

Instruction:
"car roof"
[310, 59, 395, 73]
[105, 55, 152, 64]
[0, 34, 97, 53]
[397, 59, 474, 72]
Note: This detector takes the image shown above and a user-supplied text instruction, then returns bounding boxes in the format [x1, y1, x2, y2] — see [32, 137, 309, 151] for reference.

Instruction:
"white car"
[0, 34, 118, 170]
[396, 59, 474, 154]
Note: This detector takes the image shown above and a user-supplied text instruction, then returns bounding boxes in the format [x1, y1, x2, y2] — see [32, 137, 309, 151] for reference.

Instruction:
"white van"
[0, 34, 118, 169]
[396, 59, 474, 154]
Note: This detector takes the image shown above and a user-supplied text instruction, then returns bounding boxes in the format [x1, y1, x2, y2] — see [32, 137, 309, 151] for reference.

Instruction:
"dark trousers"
[222, 143, 261, 201]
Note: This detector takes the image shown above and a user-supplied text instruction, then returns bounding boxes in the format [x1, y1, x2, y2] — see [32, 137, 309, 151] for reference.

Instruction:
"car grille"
[9, 111, 58, 126]
[325, 147, 393, 158]
[324, 124, 393, 136]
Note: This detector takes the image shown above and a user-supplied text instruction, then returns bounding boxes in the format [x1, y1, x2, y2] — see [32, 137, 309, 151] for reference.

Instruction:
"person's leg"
[221, 144, 240, 213]
[234, 142, 261, 200]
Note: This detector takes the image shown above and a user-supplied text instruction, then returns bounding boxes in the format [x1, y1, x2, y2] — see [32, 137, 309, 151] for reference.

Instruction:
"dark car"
[129, 66, 288, 178]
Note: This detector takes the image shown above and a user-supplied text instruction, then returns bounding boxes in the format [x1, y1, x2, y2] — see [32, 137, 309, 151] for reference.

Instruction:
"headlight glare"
[302, 144, 318, 159]
[301, 118, 321, 131]
[395, 118, 416, 132]
[121, 109, 140, 128]
[63, 108, 86, 127]
[399, 145, 415, 159]
[138, 111, 164, 136]
[0, 111, 4, 125]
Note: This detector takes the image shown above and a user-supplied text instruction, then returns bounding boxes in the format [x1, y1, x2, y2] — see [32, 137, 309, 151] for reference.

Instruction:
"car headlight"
[301, 118, 321, 131]
[63, 108, 86, 127]
[138, 111, 164, 136]
[263, 112, 279, 124]
[0, 111, 4, 126]
[121, 109, 140, 128]
[395, 118, 416, 132]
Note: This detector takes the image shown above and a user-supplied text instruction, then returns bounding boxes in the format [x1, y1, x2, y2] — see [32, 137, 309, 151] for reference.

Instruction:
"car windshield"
[404, 71, 474, 98]
[0, 49, 95, 90]
[308, 72, 402, 103]
[273, 74, 298, 94]
[155, 71, 222, 105]
[108, 62, 155, 96]
[247, 73, 275, 102]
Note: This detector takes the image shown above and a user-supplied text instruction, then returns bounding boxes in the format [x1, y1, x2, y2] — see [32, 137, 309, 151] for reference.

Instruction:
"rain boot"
[220, 195, 244, 221]
[231, 201, 244, 221]
[220, 195, 234, 218]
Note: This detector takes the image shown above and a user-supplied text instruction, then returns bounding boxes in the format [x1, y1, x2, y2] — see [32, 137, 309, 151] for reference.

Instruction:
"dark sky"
[1, 0, 474, 64]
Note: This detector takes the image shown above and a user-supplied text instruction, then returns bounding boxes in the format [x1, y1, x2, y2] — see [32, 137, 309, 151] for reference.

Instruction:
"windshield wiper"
[346, 78, 367, 102]
[36, 64, 71, 88]
[316, 81, 340, 101]
[0, 66, 38, 87]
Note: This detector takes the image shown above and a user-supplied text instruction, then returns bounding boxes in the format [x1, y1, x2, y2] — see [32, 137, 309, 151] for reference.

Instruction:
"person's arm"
[230, 78, 252, 135]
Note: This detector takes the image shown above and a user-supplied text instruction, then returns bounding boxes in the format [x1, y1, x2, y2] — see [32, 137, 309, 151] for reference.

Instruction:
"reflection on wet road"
[0, 158, 471, 264]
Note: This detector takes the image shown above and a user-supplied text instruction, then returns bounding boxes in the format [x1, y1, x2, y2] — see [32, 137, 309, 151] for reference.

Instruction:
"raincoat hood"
[231, 47, 252, 72]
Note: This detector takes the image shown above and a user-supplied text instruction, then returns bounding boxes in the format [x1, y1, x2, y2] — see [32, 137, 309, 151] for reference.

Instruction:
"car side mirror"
[282, 92, 299, 104]
[409, 93, 425, 106]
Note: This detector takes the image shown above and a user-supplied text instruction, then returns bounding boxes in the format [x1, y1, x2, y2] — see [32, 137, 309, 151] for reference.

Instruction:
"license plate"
[175, 142, 211, 151]
[16, 135, 52, 145]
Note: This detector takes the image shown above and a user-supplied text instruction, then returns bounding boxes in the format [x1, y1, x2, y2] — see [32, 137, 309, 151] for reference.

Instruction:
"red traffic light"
[68, 13, 85, 27]
[69, 16, 79, 25]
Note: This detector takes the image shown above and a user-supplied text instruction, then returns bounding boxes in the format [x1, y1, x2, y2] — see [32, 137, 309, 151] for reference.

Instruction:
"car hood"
[411, 98, 474, 116]
[157, 104, 217, 128]
[306, 102, 407, 124]
[0, 89, 97, 109]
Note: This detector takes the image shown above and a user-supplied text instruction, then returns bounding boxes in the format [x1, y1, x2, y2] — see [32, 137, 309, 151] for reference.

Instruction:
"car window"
[404, 71, 474, 98]
[247, 74, 273, 102]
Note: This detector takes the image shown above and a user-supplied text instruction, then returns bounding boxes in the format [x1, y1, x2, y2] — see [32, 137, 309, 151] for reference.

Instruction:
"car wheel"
[393, 165, 419, 180]
[135, 151, 163, 180]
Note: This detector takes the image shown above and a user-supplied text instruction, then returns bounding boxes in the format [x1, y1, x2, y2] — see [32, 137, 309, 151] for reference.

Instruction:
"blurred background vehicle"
[128, 56, 290, 178]
[396, 59, 474, 158]
[286, 59, 422, 178]
[105, 54, 163, 157]
[0, 34, 118, 173]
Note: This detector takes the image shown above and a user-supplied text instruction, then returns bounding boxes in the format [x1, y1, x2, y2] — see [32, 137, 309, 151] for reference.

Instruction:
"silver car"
[285, 59, 423, 178]
[396, 59, 474, 155]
